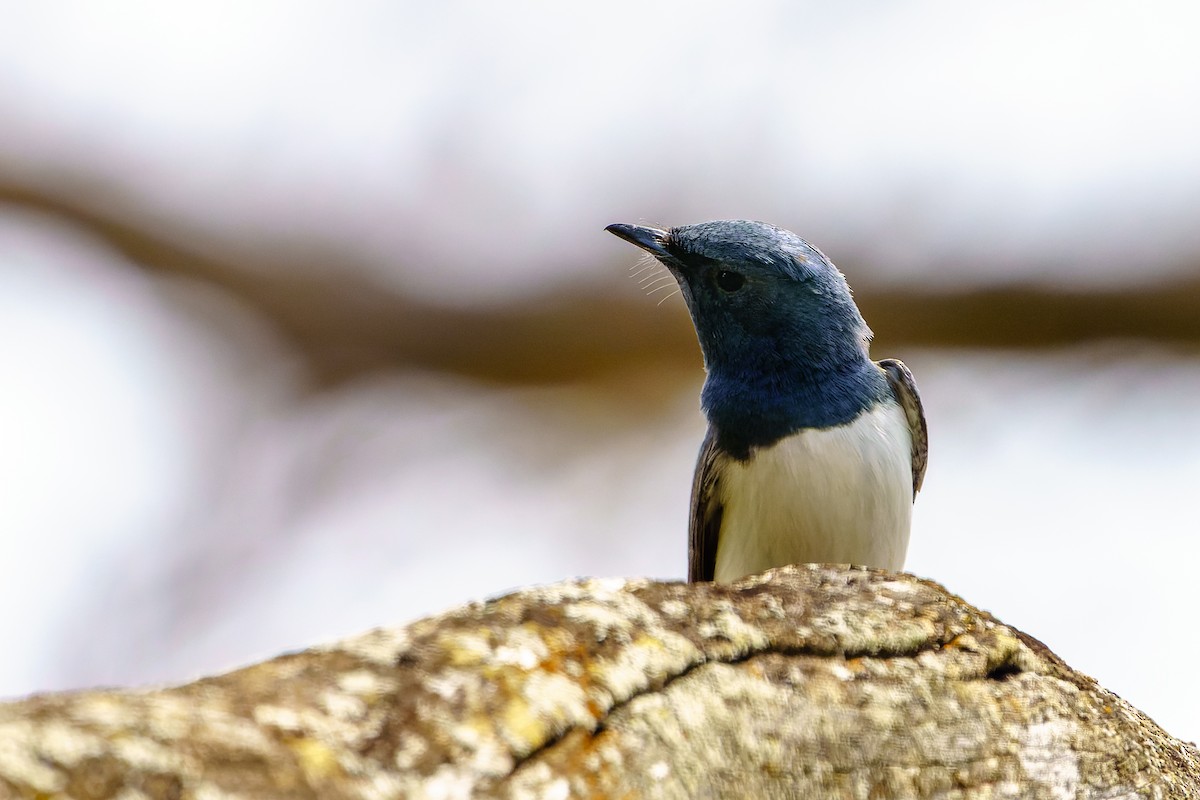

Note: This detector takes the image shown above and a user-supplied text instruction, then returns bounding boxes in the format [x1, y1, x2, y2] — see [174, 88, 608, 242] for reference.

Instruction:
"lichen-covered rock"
[1, 566, 1196, 799]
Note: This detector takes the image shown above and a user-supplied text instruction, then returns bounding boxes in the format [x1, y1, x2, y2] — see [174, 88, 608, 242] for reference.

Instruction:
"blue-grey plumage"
[606, 220, 928, 582]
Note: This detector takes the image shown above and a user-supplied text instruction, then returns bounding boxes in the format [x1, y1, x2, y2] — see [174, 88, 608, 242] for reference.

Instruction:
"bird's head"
[606, 220, 872, 380]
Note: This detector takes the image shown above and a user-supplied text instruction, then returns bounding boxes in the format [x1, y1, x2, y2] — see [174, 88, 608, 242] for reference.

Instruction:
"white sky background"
[0, 0, 1198, 745]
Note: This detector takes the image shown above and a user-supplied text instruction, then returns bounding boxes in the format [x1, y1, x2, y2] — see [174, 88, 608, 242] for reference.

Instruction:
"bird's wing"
[688, 427, 725, 582]
[878, 358, 928, 497]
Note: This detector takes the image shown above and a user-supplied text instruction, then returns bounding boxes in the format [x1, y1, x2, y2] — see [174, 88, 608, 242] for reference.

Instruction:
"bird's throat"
[701, 358, 888, 460]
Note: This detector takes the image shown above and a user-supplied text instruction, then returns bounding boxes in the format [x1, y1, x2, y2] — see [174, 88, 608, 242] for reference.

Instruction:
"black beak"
[605, 223, 672, 259]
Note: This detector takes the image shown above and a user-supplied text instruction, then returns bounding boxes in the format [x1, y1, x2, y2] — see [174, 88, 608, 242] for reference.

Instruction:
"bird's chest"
[713, 401, 913, 580]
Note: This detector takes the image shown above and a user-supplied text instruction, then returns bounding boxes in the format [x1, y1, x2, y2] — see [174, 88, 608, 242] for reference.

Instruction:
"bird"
[605, 220, 927, 583]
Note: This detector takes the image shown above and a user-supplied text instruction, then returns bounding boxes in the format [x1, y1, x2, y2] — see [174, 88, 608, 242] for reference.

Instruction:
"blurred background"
[2, 1, 1199, 742]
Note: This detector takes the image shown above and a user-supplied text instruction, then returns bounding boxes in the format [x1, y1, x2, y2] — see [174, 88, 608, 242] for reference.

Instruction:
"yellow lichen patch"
[287, 736, 343, 785]
[484, 659, 596, 757]
[500, 696, 547, 754]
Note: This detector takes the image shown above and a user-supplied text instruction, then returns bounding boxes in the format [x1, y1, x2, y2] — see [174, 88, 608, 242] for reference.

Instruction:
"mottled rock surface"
[1, 565, 1196, 799]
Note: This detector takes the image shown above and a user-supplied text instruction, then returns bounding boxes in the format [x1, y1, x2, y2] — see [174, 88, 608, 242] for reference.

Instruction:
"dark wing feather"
[878, 358, 928, 497]
[688, 427, 724, 582]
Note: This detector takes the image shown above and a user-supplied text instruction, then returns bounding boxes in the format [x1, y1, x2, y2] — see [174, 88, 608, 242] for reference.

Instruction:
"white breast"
[712, 400, 914, 582]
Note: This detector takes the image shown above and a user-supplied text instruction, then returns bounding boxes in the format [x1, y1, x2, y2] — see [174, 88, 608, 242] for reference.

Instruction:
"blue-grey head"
[606, 219, 890, 453]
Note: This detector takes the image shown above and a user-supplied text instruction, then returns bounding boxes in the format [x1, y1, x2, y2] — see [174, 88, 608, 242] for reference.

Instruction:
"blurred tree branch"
[3, 180, 1199, 388]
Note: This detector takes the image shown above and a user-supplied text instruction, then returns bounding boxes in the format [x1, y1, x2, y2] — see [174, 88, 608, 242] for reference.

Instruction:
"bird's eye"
[715, 270, 745, 292]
